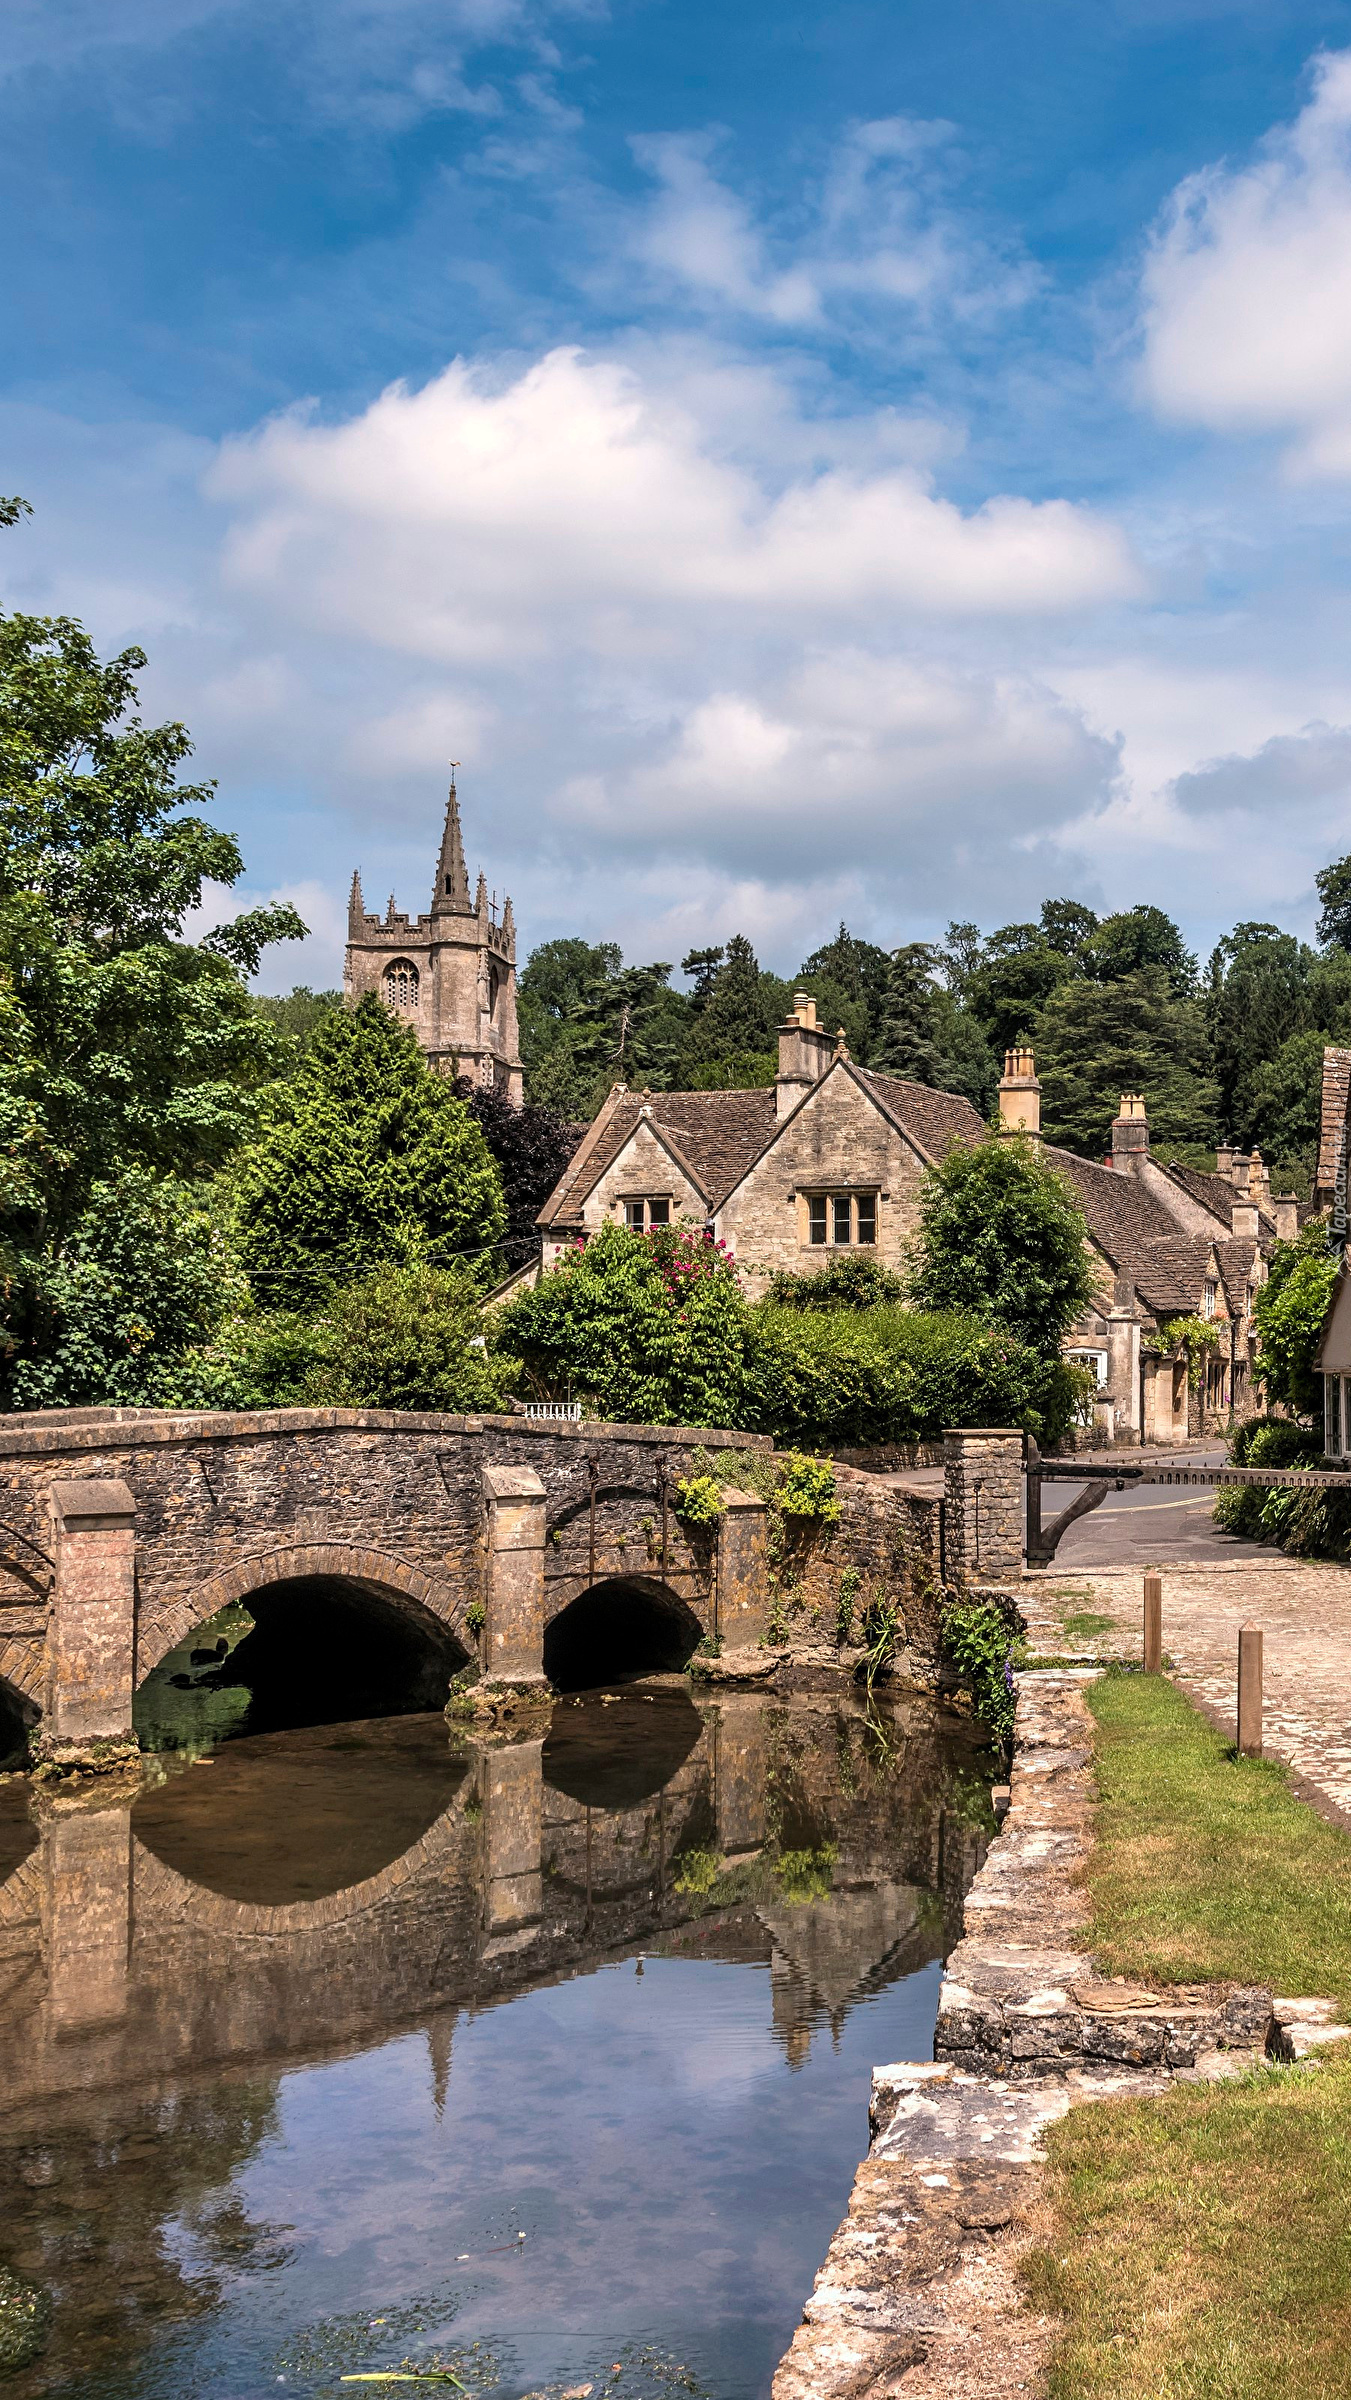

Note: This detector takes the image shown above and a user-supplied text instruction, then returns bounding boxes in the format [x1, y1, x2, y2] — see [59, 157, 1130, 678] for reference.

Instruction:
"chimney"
[997, 1045, 1041, 1141]
[1248, 1147, 1271, 1205]
[1232, 1193, 1260, 1241]
[776, 993, 837, 1120]
[1273, 1193, 1299, 1242]
[1111, 1092, 1150, 1174]
[1215, 1144, 1235, 1181]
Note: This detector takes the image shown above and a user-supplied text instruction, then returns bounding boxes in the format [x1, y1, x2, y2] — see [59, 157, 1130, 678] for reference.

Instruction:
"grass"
[1059, 1608, 1117, 1643]
[1022, 1672, 1351, 2400]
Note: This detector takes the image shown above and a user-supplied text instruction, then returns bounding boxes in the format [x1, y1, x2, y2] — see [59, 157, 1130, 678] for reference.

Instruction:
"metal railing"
[522, 1400, 583, 1423]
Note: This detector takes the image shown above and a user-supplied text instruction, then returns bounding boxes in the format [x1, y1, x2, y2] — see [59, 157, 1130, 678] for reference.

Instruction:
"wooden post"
[1237, 1626, 1263, 1758]
[1143, 1573, 1162, 1673]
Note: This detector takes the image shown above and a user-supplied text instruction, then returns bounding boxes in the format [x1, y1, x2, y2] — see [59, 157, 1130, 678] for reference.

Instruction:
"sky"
[7, 1, 1351, 990]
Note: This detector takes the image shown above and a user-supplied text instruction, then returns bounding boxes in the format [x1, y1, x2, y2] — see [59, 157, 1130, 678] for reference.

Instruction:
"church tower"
[343, 777, 524, 1103]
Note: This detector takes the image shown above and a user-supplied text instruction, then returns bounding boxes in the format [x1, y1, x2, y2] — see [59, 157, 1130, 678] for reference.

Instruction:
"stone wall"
[716, 1070, 930, 1285]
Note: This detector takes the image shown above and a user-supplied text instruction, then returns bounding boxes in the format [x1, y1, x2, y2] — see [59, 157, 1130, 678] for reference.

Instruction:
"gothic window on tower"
[384, 959, 420, 1011]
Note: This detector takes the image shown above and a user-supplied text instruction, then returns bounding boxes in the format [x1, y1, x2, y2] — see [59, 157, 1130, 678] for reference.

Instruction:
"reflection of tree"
[0, 2081, 283, 2399]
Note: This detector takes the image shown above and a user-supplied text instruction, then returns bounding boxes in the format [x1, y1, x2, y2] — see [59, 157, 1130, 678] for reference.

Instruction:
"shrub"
[749, 1303, 1080, 1449]
[497, 1219, 754, 1428]
[1231, 1415, 1324, 1469]
[1251, 1222, 1339, 1416]
[909, 1137, 1097, 1356]
[942, 1592, 1024, 1752]
[777, 1452, 841, 1522]
[673, 1473, 725, 1526]
[764, 1255, 907, 1311]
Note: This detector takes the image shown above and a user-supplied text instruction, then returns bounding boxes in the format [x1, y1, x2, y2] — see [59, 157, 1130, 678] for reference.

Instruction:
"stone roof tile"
[537, 1086, 778, 1227]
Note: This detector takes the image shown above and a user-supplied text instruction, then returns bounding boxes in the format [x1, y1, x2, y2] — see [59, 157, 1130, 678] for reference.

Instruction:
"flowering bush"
[497, 1219, 755, 1427]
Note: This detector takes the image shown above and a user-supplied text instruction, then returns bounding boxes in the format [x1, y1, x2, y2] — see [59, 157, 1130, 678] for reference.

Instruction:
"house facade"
[537, 994, 1296, 1442]
[344, 778, 523, 1100]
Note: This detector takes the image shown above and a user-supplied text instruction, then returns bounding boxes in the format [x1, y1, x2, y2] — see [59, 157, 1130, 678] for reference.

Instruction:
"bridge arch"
[543, 1573, 705, 1693]
[135, 1543, 474, 1741]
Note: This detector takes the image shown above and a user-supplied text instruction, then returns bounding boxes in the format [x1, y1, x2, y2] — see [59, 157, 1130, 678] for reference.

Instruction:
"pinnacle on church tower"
[347, 869, 365, 937]
[432, 771, 472, 914]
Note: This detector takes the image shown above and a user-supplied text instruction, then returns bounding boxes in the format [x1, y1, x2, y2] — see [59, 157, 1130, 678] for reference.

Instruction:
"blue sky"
[7, 0, 1351, 987]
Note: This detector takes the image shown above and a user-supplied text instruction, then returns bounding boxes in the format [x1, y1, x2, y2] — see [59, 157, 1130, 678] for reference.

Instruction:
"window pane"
[832, 1194, 851, 1245]
[808, 1196, 827, 1245]
[856, 1194, 876, 1245]
[624, 1200, 645, 1230]
[648, 1197, 670, 1226]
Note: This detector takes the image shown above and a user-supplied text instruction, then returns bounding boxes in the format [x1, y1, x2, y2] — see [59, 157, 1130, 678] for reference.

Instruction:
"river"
[0, 1682, 993, 2400]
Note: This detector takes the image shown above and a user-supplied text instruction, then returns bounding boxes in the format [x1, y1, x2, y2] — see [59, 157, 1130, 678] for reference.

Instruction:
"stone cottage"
[535, 997, 1293, 1443]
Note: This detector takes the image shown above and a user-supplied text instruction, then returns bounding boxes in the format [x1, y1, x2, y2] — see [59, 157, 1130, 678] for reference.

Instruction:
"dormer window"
[384, 959, 419, 1011]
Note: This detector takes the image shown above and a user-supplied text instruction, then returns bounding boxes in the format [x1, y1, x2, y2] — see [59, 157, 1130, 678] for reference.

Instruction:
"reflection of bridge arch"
[131, 1784, 475, 1941]
[137, 1542, 473, 1681]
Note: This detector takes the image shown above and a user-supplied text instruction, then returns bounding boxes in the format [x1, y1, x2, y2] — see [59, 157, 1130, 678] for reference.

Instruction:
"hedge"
[748, 1304, 1080, 1450]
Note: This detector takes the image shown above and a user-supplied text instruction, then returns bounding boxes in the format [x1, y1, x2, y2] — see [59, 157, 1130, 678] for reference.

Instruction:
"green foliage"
[169, 1261, 512, 1414]
[518, 936, 690, 1109]
[835, 1564, 861, 1642]
[1208, 922, 1318, 1140]
[453, 1078, 579, 1270]
[1083, 904, 1196, 994]
[773, 1843, 838, 1904]
[1243, 1027, 1328, 1193]
[1035, 968, 1218, 1157]
[766, 1252, 907, 1310]
[1213, 1479, 1351, 1558]
[797, 925, 891, 1041]
[673, 1473, 726, 1525]
[1251, 1221, 1339, 1415]
[1231, 1415, 1325, 1468]
[498, 1219, 754, 1427]
[909, 1136, 1096, 1356]
[232, 994, 506, 1307]
[776, 1451, 841, 1522]
[942, 1592, 1023, 1751]
[1153, 1312, 1222, 1369]
[464, 1600, 486, 1636]
[248, 985, 342, 1063]
[0, 575, 304, 1401]
[751, 1303, 1081, 1448]
[1317, 850, 1351, 954]
[6, 1172, 237, 1410]
[681, 1050, 776, 1090]
[679, 934, 777, 1075]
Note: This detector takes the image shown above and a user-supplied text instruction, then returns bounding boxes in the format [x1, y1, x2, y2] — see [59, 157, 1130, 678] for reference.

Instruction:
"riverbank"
[773, 1658, 1351, 2399]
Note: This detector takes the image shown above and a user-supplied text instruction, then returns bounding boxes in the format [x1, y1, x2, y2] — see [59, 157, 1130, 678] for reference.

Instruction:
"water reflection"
[0, 1687, 994, 2400]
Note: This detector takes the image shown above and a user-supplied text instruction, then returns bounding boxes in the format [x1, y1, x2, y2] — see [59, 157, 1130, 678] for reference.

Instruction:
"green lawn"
[1022, 1672, 1351, 2400]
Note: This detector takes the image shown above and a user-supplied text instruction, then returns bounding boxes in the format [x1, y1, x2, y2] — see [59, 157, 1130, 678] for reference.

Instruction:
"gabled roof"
[1047, 1149, 1227, 1321]
[1215, 1237, 1260, 1317]
[1164, 1158, 1276, 1239]
[852, 1068, 986, 1162]
[536, 1086, 777, 1228]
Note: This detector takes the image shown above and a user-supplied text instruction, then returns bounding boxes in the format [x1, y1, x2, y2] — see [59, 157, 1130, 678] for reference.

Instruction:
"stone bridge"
[0, 1407, 783, 1765]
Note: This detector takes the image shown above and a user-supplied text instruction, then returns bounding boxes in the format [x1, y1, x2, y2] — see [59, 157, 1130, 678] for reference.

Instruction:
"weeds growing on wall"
[941, 1592, 1025, 1752]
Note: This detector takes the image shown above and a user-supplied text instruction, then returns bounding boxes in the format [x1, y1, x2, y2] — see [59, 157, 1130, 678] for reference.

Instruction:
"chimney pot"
[1111, 1091, 1150, 1172]
[998, 1044, 1042, 1141]
[1273, 1193, 1299, 1242]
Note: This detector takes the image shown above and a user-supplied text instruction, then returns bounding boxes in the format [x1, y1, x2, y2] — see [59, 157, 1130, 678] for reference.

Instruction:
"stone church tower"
[343, 779, 524, 1102]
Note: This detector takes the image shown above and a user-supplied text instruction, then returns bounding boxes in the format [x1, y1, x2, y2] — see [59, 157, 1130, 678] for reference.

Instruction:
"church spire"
[432, 768, 472, 913]
[348, 869, 365, 937]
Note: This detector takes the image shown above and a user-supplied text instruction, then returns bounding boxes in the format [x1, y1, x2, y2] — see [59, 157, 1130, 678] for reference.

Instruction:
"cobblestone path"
[1025, 1558, 1351, 1821]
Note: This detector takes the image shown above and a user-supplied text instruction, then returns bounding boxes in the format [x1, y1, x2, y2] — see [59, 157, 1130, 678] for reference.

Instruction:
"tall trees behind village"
[516, 868, 1351, 1195]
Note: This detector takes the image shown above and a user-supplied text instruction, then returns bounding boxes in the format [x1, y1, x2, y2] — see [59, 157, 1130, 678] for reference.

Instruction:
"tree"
[1316, 851, 1351, 953]
[232, 994, 506, 1306]
[248, 985, 342, 1062]
[964, 922, 1080, 1061]
[311, 1262, 517, 1412]
[1242, 1029, 1328, 1195]
[1039, 897, 1100, 960]
[797, 924, 890, 1050]
[680, 934, 775, 1075]
[1085, 905, 1196, 994]
[872, 944, 952, 1084]
[0, 556, 305, 1402]
[909, 1138, 1096, 1355]
[499, 1220, 754, 1427]
[1035, 969, 1218, 1158]
[1252, 1223, 1339, 1417]
[1207, 923, 1315, 1136]
[454, 1077, 579, 1267]
[519, 937, 691, 1108]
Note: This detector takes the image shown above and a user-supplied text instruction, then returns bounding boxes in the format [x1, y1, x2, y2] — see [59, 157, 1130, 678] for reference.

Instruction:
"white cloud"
[186, 877, 347, 989]
[209, 345, 1139, 668]
[1141, 49, 1351, 474]
[627, 118, 1038, 332]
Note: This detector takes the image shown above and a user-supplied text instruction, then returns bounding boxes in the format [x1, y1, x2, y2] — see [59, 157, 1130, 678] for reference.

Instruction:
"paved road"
[886, 1446, 1271, 1569]
[1045, 1447, 1265, 1570]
